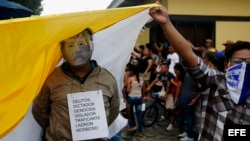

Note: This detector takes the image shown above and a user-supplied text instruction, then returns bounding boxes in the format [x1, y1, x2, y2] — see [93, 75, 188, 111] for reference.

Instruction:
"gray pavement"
[121, 119, 181, 141]
[121, 99, 182, 141]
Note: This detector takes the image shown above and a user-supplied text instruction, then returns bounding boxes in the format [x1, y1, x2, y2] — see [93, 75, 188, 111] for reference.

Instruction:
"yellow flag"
[0, 4, 157, 137]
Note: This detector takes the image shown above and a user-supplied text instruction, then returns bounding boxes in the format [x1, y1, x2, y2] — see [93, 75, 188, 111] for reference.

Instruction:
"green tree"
[10, 0, 43, 15]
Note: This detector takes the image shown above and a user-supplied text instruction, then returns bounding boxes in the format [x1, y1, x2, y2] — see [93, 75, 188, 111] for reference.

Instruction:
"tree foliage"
[10, 0, 43, 15]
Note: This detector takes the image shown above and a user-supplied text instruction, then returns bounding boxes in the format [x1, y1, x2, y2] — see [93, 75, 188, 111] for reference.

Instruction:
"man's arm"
[175, 81, 182, 104]
[146, 77, 159, 91]
[149, 1, 198, 68]
[189, 93, 200, 105]
[131, 50, 142, 59]
[108, 80, 120, 125]
[126, 77, 132, 94]
[144, 59, 153, 75]
[161, 80, 171, 99]
[32, 85, 50, 130]
[165, 80, 171, 96]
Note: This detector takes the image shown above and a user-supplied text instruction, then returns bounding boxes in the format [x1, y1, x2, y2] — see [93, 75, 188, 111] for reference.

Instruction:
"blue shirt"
[157, 72, 174, 90]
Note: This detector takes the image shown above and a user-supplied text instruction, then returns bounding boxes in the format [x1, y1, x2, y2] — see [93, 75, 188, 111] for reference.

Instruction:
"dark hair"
[60, 28, 93, 49]
[139, 45, 145, 50]
[83, 28, 93, 41]
[203, 51, 214, 59]
[174, 62, 183, 71]
[225, 41, 250, 62]
[174, 63, 185, 81]
[145, 43, 153, 51]
[208, 55, 225, 72]
[162, 59, 171, 66]
[130, 65, 140, 83]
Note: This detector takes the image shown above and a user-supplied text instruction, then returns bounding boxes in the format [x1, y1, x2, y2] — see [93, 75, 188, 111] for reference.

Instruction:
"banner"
[0, 4, 155, 140]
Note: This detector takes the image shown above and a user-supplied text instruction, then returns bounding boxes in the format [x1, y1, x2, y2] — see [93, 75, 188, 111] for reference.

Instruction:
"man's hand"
[149, 1, 170, 25]
[146, 88, 151, 93]
[161, 93, 168, 100]
[161, 95, 167, 99]
[188, 98, 197, 105]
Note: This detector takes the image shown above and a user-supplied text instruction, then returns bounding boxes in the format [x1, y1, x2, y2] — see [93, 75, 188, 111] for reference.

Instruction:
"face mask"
[61, 32, 92, 66]
[225, 62, 250, 104]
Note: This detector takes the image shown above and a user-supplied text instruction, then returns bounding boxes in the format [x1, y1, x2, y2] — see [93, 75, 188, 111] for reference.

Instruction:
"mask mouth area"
[226, 62, 250, 104]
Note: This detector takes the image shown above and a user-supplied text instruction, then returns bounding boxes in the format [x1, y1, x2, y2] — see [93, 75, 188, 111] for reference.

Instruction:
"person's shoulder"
[98, 66, 116, 80]
[47, 67, 62, 79]
[43, 67, 64, 86]
[147, 56, 153, 60]
[173, 52, 179, 57]
[168, 72, 175, 77]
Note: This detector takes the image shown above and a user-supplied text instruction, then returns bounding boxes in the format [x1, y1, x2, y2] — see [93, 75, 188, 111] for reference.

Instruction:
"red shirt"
[171, 77, 179, 97]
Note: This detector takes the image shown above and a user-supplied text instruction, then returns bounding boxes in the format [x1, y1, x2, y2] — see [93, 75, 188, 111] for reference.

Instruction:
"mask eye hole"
[79, 40, 87, 47]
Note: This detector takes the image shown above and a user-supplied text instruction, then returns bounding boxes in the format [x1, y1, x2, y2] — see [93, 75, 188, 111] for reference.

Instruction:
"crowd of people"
[150, 1, 249, 141]
[122, 2, 250, 141]
[122, 33, 241, 141]
[31, 1, 250, 141]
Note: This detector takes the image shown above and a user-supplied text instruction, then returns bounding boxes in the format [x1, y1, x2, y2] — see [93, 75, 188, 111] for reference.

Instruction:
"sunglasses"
[229, 57, 250, 64]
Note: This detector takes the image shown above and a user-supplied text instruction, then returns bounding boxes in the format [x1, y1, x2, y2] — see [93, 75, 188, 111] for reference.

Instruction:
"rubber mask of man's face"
[61, 30, 93, 66]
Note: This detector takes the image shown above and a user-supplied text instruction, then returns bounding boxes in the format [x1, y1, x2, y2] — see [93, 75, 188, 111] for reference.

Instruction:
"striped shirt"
[184, 57, 250, 141]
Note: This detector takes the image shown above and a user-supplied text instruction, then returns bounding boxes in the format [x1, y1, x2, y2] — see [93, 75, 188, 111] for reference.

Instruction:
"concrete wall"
[135, 28, 150, 48]
[167, 0, 250, 51]
[136, 0, 250, 51]
[216, 22, 250, 51]
[167, 0, 250, 16]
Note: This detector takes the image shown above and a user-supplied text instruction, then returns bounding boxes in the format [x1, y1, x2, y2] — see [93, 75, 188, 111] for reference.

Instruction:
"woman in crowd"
[132, 44, 154, 99]
[126, 64, 144, 138]
[166, 63, 185, 131]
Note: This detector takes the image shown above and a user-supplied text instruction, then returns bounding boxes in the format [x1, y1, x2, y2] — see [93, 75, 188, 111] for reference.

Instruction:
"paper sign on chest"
[67, 90, 108, 140]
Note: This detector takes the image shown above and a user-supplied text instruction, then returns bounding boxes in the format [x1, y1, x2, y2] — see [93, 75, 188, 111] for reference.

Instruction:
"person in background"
[221, 40, 234, 53]
[126, 64, 144, 138]
[32, 28, 120, 141]
[150, 44, 161, 84]
[176, 72, 200, 141]
[146, 61, 175, 121]
[154, 41, 164, 58]
[165, 63, 185, 131]
[166, 45, 180, 76]
[223, 40, 234, 49]
[123, 62, 131, 100]
[207, 52, 225, 72]
[204, 39, 217, 53]
[151, 43, 160, 66]
[190, 38, 217, 58]
[149, 2, 250, 140]
[132, 44, 154, 99]
[120, 62, 132, 120]
[201, 51, 214, 66]
[151, 57, 164, 93]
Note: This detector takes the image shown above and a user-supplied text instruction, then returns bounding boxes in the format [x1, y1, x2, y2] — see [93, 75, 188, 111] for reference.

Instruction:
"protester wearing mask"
[32, 28, 120, 141]
[149, 1, 250, 141]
